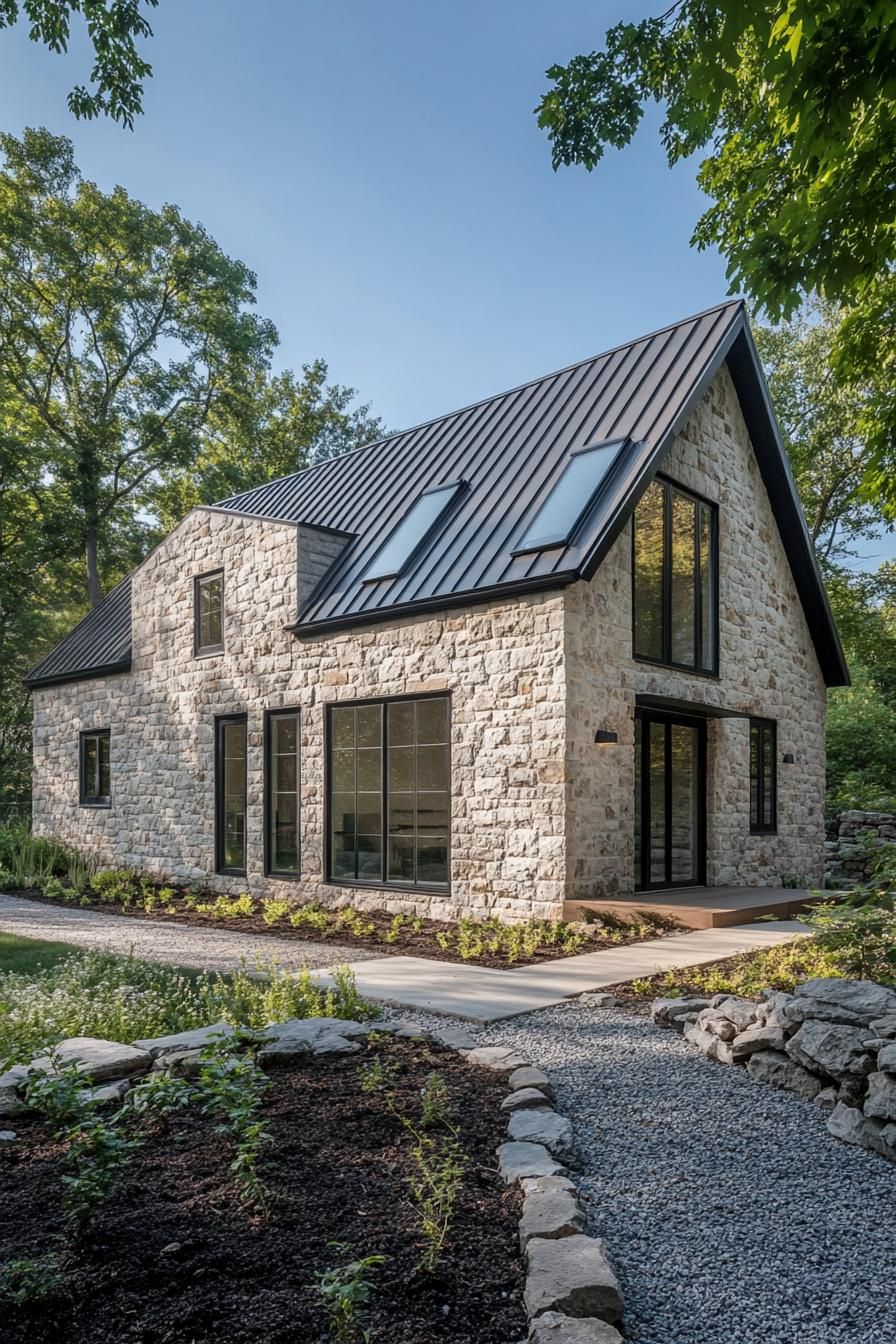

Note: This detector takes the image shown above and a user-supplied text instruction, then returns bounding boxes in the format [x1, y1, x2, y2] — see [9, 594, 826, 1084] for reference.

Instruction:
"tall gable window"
[195, 570, 224, 656]
[633, 478, 718, 674]
[80, 729, 111, 806]
[514, 439, 626, 554]
[215, 714, 247, 874]
[328, 695, 449, 889]
[265, 709, 300, 877]
[362, 483, 465, 582]
[750, 718, 777, 834]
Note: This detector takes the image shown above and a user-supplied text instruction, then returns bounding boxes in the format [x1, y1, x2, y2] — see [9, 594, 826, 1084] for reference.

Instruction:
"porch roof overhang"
[634, 693, 752, 720]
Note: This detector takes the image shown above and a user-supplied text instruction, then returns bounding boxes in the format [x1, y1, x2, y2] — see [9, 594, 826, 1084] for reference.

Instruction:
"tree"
[0, 127, 276, 607]
[153, 363, 387, 534]
[753, 302, 885, 565]
[0, 0, 157, 128]
[536, 2, 896, 505]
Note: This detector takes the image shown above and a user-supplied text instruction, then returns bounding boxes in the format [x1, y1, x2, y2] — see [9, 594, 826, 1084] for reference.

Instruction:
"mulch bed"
[6, 886, 678, 969]
[0, 1037, 525, 1343]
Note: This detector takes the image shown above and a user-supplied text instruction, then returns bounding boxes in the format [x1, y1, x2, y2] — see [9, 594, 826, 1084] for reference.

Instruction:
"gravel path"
[0, 892, 377, 974]
[384, 998, 896, 1344]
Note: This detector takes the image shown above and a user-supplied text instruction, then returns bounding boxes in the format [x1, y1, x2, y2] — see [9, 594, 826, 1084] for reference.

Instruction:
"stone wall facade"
[825, 811, 896, 889]
[564, 363, 827, 901]
[32, 364, 829, 919]
[32, 507, 567, 921]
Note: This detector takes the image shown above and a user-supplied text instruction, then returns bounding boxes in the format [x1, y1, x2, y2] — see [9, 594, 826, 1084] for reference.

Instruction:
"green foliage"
[198, 1036, 272, 1216]
[406, 1131, 465, 1274]
[194, 893, 255, 919]
[826, 664, 896, 812]
[314, 1244, 386, 1344]
[261, 897, 290, 926]
[630, 937, 846, 999]
[536, 3, 896, 508]
[0, 946, 373, 1064]
[61, 1108, 145, 1236]
[418, 1072, 453, 1131]
[0, 0, 159, 128]
[21, 1060, 88, 1128]
[0, 1252, 65, 1306]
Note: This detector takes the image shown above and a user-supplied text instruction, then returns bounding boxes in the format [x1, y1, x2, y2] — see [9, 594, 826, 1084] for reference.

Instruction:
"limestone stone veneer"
[32, 366, 826, 921]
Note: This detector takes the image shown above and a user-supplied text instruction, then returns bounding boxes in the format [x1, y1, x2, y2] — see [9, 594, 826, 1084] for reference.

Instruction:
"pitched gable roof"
[26, 576, 132, 689]
[26, 301, 849, 689]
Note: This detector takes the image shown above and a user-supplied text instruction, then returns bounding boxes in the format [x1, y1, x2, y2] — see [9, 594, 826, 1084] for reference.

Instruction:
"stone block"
[524, 1236, 623, 1323]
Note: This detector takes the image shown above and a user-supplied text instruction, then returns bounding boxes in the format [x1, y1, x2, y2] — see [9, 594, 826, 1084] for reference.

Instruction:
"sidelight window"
[216, 714, 247, 874]
[750, 718, 777, 834]
[265, 709, 300, 876]
[632, 478, 718, 674]
[328, 695, 450, 889]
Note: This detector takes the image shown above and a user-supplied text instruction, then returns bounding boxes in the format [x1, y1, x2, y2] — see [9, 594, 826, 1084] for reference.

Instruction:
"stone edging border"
[1, 1015, 626, 1343]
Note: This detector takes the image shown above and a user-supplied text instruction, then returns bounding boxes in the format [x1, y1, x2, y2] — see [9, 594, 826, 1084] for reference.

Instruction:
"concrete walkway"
[321, 920, 810, 1021]
[1, 891, 808, 1021]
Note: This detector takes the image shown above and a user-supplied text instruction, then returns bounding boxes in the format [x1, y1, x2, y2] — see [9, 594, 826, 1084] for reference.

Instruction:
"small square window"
[80, 729, 111, 806]
[195, 570, 224, 656]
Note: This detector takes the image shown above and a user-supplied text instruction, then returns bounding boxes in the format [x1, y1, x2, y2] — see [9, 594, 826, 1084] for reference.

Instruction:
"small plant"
[22, 1060, 88, 1129]
[381, 914, 406, 944]
[418, 1071, 453, 1130]
[314, 1244, 385, 1344]
[61, 1111, 145, 1237]
[195, 893, 255, 919]
[261, 897, 290, 926]
[289, 901, 331, 933]
[0, 1252, 65, 1305]
[406, 1132, 465, 1273]
[198, 1037, 272, 1216]
[41, 875, 68, 902]
[803, 891, 896, 984]
[358, 1056, 400, 1093]
[126, 1069, 195, 1133]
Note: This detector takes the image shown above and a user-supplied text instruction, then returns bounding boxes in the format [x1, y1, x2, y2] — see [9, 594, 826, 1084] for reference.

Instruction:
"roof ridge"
[219, 298, 744, 508]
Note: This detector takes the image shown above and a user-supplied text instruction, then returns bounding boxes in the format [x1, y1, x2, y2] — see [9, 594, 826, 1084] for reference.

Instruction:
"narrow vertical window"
[195, 570, 224, 655]
[327, 695, 450, 889]
[750, 718, 777, 834]
[632, 478, 718, 674]
[80, 729, 111, 805]
[265, 710, 300, 876]
[216, 714, 247, 874]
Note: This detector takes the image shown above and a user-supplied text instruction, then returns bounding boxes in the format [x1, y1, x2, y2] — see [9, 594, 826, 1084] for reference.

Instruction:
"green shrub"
[0, 949, 375, 1065]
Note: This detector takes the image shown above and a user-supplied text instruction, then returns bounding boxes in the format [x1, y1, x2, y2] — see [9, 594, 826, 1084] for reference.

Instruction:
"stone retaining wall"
[825, 811, 896, 889]
[653, 977, 896, 1164]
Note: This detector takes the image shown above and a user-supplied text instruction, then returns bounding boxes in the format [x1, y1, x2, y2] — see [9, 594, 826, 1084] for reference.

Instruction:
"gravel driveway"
[386, 997, 896, 1344]
[0, 892, 376, 974]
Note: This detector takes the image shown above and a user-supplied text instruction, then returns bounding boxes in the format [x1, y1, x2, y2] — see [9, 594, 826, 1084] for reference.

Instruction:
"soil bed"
[0, 1036, 525, 1343]
[5, 884, 678, 969]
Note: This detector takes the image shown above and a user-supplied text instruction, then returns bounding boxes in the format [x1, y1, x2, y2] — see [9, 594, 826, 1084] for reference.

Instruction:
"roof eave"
[25, 658, 133, 691]
[290, 571, 580, 638]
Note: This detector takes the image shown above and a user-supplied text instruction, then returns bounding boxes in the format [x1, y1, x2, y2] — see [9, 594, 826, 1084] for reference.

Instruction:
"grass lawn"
[0, 931, 81, 975]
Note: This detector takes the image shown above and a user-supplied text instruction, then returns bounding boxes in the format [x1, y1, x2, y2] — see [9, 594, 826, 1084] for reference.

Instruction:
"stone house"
[27, 301, 848, 925]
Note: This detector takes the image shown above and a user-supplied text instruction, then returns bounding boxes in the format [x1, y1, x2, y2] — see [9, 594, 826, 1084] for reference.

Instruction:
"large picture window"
[265, 709, 299, 876]
[750, 718, 777, 834]
[328, 695, 450, 889]
[80, 729, 111, 806]
[216, 714, 247, 874]
[195, 570, 224, 656]
[632, 478, 718, 674]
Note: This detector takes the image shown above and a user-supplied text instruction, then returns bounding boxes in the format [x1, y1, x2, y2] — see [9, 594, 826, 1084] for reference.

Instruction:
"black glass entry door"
[634, 711, 706, 890]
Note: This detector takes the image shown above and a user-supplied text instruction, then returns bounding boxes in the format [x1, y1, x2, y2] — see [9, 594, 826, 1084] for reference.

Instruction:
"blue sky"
[1, 0, 890, 566]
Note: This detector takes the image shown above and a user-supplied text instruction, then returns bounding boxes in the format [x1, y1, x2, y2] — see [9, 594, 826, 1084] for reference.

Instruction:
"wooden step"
[563, 886, 823, 930]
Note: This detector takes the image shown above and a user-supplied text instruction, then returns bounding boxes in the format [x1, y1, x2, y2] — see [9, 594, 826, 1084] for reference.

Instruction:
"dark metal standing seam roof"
[26, 576, 132, 688]
[25, 300, 850, 689]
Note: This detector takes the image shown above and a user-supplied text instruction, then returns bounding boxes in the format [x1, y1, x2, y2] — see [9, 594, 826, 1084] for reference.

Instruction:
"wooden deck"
[564, 886, 822, 930]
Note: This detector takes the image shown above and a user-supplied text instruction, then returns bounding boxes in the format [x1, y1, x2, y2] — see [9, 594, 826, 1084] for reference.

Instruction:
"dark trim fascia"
[291, 572, 577, 638]
[635, 693, 751, 720]
[725, 325, 850, 688]
[26, 659, 132, 691]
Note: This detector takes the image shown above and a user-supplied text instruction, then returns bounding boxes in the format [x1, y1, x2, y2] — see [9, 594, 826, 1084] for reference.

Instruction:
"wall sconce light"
[594, 729, 618, 744]
[782, 752, 795, 764]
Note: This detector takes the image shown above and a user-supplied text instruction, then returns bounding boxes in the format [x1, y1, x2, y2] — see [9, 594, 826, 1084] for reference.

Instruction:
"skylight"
[362, 481, 466, 582]
[514, 439, 627, 554]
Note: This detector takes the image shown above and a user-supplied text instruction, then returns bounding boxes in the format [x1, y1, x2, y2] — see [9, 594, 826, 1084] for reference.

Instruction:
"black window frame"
[215, 712, 248, 876]
[361, 482, 467, 583]
[750, 717, 778, 835]
[324, 692, 451, 894]
[264, 707, 301, 878]
[194, 568, 225, 657]
[79, 728, 111, 807]
[631, 475, 720, 677]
